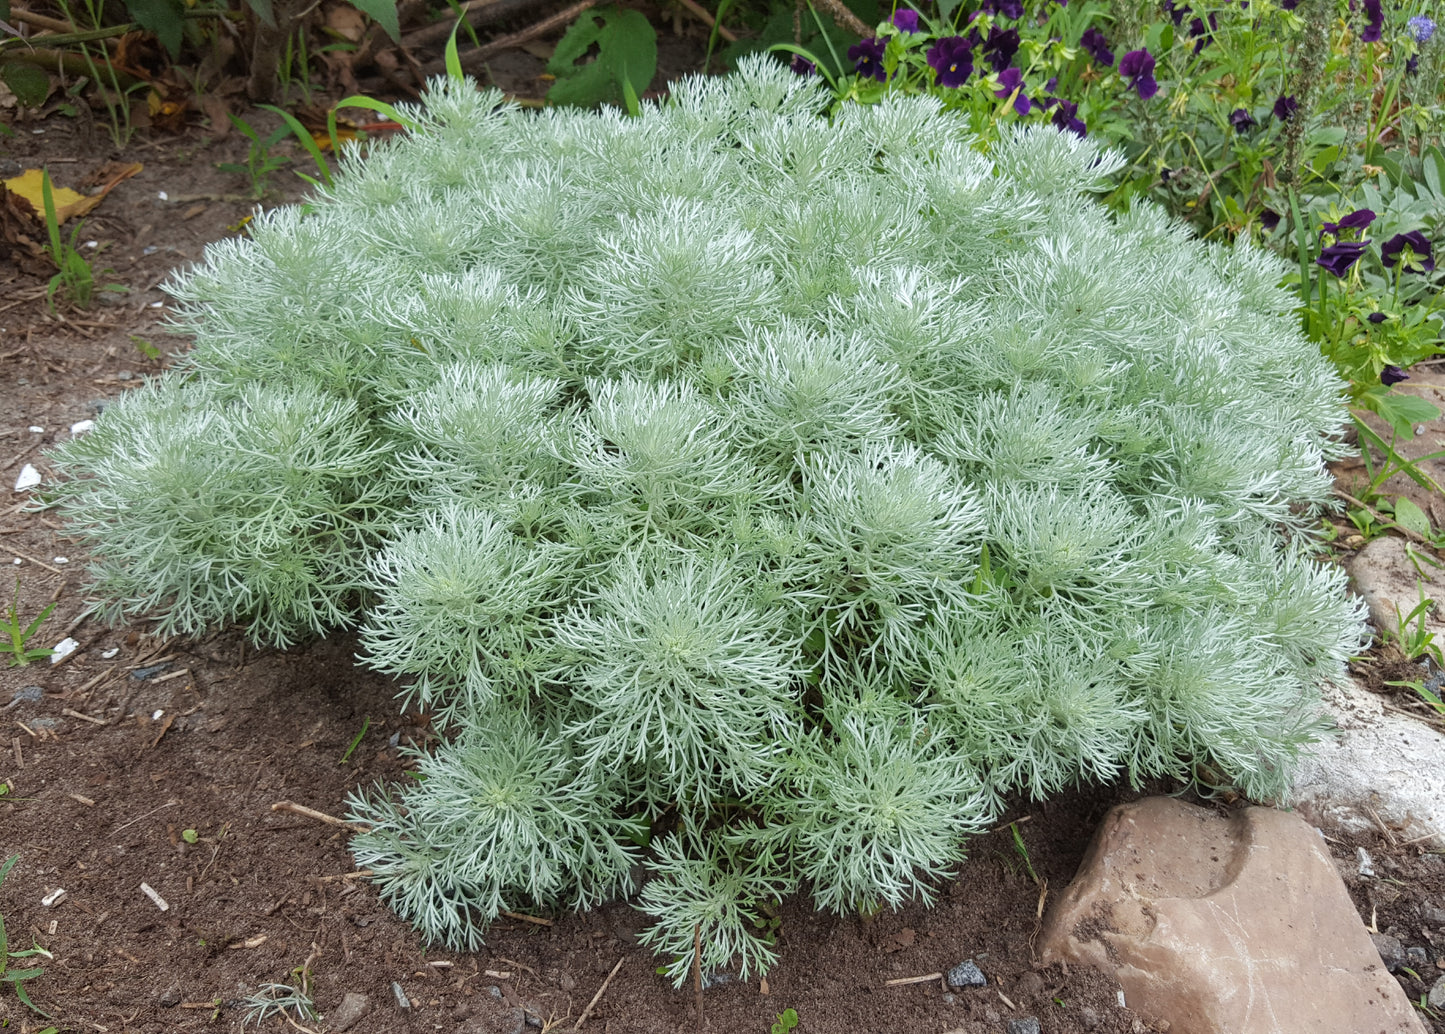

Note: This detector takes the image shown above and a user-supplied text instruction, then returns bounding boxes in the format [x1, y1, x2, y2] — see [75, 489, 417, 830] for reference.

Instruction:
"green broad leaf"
[0, 61, 50, 108]
[1394, 497, 1431, 539]
[123, 0, 185, 58]
[245, 0, 275, 25]
[3, 967, 45, 981]
[347, 0, 400, 44]
[546, 6, 657, 110]
[1364, 389, 1440, 439]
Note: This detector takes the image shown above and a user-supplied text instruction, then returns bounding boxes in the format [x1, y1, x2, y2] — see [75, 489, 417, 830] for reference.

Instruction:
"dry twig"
[574, 957, 623, 1030]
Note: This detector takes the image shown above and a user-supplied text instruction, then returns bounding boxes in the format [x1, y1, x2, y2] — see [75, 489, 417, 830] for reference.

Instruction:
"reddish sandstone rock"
[1038, 797, 1424, 1034]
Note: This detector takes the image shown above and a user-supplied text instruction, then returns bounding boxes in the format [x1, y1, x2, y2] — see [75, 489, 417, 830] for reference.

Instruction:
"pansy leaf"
[547, 6, 657, 109]
[1394, 497, 1431, 539]
[346, 0, 400, 44]
[0, 60, 49, 108]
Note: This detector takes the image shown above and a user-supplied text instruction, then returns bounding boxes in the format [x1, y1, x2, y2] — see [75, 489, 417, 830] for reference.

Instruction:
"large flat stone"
[1348, 534, 1445, 644]
[1037, 797, 1424, 1034]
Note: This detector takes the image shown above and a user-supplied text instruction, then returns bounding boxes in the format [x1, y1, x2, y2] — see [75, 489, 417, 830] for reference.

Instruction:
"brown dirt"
[3, 91, 1444, 1034]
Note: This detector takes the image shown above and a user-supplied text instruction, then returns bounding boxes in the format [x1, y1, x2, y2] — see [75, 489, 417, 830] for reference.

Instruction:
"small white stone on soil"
[152, 709, 164, 720]
[1117, 990, 1127, 1008]
[40, 888, 65, 907]
[69, 419, 94, 435]
[101, 647, 119, 659]
[27, 426, 42, 433]
[49, 637, 78, 664]
[391, 981, 410, 1009]
[53, 556, 68, 564]
[140, 881, 169, 911]
[1357, 846, 1376, 877]
[14, 463, 41, 491]
[1429, 975, 1445, 1011]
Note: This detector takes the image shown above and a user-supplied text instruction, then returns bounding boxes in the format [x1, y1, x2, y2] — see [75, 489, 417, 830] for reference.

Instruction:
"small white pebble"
[101, 647, 120, 659]
[139, 882, 169, 911]
[41, 888, 66, 907]
[50, 637, 79, 664]
[27, 425, 43, 433]
[151, 709, 164, 721]
[156, 190, 168, 201]
[1357, 846, 1376, 877]
[14, 464, 41, 491]
[11, 558, 20, 566]
[1117, 990, 1127, 1008]
[85, 240, 98, 249]
[149, 301, 164, 309]
[69, 419, 94, 435]
[53, 556, 69, 565]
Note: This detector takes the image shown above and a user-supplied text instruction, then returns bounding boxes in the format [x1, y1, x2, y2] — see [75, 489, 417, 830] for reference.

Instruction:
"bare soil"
[2, 96, 1444, 1034]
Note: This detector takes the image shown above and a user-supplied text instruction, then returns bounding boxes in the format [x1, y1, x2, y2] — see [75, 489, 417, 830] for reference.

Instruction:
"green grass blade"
[258, 104, 333, 187]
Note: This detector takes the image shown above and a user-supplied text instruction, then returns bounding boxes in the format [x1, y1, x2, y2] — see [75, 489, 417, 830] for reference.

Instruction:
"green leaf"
[122, 0, 185, 58]
[181, 828, 199, 844]
[1363, 389, 1440, 439]
[546, 6, 656, 109]
[0, 61, 49, 108]
[1394, 497, 1431, 539]
[244, 0, 275, 26]
[347, 0, 400, 44]
[444, 18, 464, 81]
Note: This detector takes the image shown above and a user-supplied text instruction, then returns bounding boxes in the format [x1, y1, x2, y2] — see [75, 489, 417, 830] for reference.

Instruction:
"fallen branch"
[574, 957, 623, 1030]
[6, 8, 79, 33]
[499, 909, 552, 926]
[270, 800, 372, 834]
[884, 972, 943, 987]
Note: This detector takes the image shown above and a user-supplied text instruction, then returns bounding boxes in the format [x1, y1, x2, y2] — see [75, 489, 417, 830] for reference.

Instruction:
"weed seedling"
[2, 580, 55, 666]
[340, 717, 370, 763]
[238, 981, 317, 1028]
[0, 855, 55, 1017]
[40, 170, 97, 310]
[219, 114, 293, 199]
[771, 1007, 800, 1034]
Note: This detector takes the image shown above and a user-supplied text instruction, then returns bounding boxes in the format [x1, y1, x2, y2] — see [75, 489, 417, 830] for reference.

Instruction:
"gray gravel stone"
[1406, 946, 1430, 968]
[701, 971, 734, 990]
[157, 984, 181, 1007]
[391, 981, 411, 1009]
[1430, 975, 1445, 1011]
[4, 686, 43, 709]
[130, 663, 172, 681]
[1370, 932, 1406, 972]
[946, 959, 987, 989]
[1006, 1019, 1042, 1034]
[1079, 1005, 1102, 1030]
[328, 992, 370, 1032]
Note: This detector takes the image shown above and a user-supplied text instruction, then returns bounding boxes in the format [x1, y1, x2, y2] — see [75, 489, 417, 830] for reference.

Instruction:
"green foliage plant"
[218, 113, 293, 198]
[771, 1007, 800, 1034]
[49, 59, 1367, 982]
[40, 169, 97, 310]
[546, 5, 657, 109]
[2, 580, 55, 666]
[0, 855, 54, 1017]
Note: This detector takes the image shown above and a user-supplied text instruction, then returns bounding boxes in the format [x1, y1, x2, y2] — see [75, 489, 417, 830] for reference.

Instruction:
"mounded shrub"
[50, 57, 1366, 980]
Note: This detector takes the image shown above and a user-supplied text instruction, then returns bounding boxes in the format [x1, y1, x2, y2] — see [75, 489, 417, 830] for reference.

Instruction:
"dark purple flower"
[1316, 241, 1370, 277]
[1051, 98, 1087, 136]
[1338, 208, 1377, 232]
[1279, 0, 1297, 7]
[891, 8, 920, 32]
[927, 36, 975, 87]
[1260, 209, 1281, 231]
[981, 26, 1020, 71]
[1162, 0, 1190, 26]
[1118, 48, 1159, 99]
[1229, 108, 1257, 132]
[849, 37, 888, 81]
[790, 53, 816, 76]
[1045, 76, 1058, 93]
[1188, 13, 1218, 53]
[1407, 55, 1420, 76]
[994, 67, 1031, 114]
[1367, 312, 1388, 324]
[1273, 94, 1299, 120]
[1360, 0, 1383, 42]
[983, 0, 1025, 17]
[1381, 231, 1436, 272]
[1381, 365, 1409, 385]
[1080, 26, 1114, 65]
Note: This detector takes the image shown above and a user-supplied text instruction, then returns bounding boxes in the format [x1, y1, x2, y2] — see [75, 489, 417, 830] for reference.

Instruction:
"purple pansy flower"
[994, 67, 1031, 114]
[1316, 241, 1370, 277]
[891, 8, 920, 32]
[1381, 365, 1410, 385]
[1319, 209, 1377, 238]
[1162, 0, 1190, 26]
[1118, 49, 1159, 99]
[849, 37, 888, 81]
[1229, 108, 1257, 132]
[1188, 13, 1218, 53]
[1360, 0, 1383, 43]
[981, 26, 1020, 71]
[1367, 312, 1388, 324]
[790, 54, 815, 76]
[1407, 55, 1420, 75]
[983, 0, 1025, 17]
[1279, 0, 1298, 7]
[927, 36, 975, 87]
[1381, 231, 1435, 272]
[1080, 26, 1114, 66]
[1260, 209, 1281, 231]
[1051, 98, 1087, 136]
[1273, 94, 1299, 120]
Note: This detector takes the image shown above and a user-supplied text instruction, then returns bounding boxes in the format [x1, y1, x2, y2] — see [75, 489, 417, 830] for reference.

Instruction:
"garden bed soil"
[3, 103, 1444, 1034]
